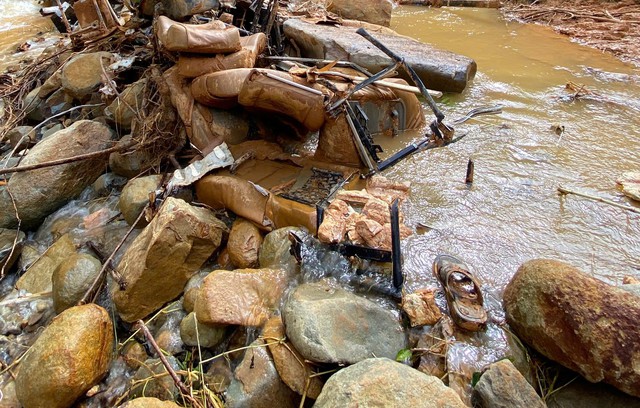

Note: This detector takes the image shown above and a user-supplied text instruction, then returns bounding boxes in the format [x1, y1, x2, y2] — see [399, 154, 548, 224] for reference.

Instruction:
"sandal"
[433, 254, 487, 332]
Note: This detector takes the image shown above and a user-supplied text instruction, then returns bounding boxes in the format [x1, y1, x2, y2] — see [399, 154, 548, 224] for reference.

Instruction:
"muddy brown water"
[1, 2, 639, 394]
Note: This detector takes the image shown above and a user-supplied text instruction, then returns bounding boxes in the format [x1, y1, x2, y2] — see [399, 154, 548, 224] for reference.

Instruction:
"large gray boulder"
[472, 359, 545, 408]
[314, 358, 466, 407]
[283, 19, 476, 93]
[504, 259, 640, 397]
[283, 282, 406, 364]
[15, 304, 113, 408]
[112, 197, 227, 322]
[0, 120, 114, 229]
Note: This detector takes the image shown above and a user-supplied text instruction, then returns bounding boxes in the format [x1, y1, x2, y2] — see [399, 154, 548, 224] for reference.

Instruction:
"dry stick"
[137, 320, 201, 407]
[77, 203, 148, 305]
[0, 141, 135, 176]
[558, 186, 640, 214]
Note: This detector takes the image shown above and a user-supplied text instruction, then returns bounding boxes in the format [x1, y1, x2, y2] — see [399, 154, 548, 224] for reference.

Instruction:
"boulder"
[180, 312, 226, 348]
[118, 175, 163, 227]
[258, 227, 299, 274]
[0, 120, 114, 229]
[227, 218, 263, 268]
[504, 259, 640, 397]
[109, 135, 158, 178]
[283, 282, 406, 364]
[314, 358, 466, 407]
[283, 19, 476, 93]
[16, 234, 76, 294]
[131, 357, 181, 400]
[0, 228, 26, 272]
[0, 380, 19, 408]
[112, 198, 227, 322]
[118, 398, 182, 408]
[194, 268, 289, 326]
[226, 339, 298, 408]
[61, 52, 114, 98]
[472, 359, 545, 408]
[327, 0, 393, 27]
[52, 252, 102, 313]
[15, 304, 113, 408]
[263, 315, 324, 399]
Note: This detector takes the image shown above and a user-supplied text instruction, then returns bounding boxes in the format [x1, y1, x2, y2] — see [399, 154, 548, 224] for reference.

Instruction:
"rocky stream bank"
[1, 0, 639, 407]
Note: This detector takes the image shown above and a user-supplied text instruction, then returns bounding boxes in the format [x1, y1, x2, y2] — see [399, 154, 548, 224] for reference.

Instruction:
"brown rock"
[16, 234, 76, 294]
[61, 52, 114, 98]
[315, 114, 361, 167]
[112, 198, 227, 322]
[194, 268, 289, 327]
[335, 189, 374, 206]
[504, 259, 640, 397]
[318, 199, 352, 244]
[52, 252, 102, 313]
[117, 175, 163, 227]
[228, 218, 263, 269]
[15, 305, 113, 408]
[401, 288, 442, 327]
[472, 359, 545, 408]
[355, 218, 391, 250]
[327, 0, 393, 27]
[263, 315, 324, 399]
[118, 398, 181, 408]
[362, 197, 391, 225]
[108, 78, 148, 130]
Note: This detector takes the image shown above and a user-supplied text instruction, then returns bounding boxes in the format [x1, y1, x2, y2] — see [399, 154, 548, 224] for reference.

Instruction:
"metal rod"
[263, 72, 324, 95]
[344, 109, 377, 174]
[262, 56, 373, 76]
[328, 61, 401, 111]
[356, 28, 445, 122]
[390, 199, 403, 292]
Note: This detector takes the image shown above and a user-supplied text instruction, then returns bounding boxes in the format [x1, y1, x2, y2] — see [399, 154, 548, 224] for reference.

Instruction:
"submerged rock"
[0, 120, 114, 230]
[52, 252, 102, 313]
[314, 358, 466, 407]
[283, 282, 406, 364]
[227, 218, 263, 268]
[472, 359, 545, 408]
[112, 197, 227, 322]
[15, 304, 113, 408]
[226, 338, 298, 408]
[504, 259, 640, 397]
[283, 19, 476, 93]
[194, 268, 289, 326]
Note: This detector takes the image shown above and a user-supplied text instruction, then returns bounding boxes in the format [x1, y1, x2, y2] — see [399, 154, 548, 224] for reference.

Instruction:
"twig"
[136, 320, 201, 407]
[558, 186, 640, 214]
[0, 141, 135, 176]
[55, 0, 72, 33]
[0, 187, 22, 279]
[77, 203, 148, 305]
[0, 291, 52, 307]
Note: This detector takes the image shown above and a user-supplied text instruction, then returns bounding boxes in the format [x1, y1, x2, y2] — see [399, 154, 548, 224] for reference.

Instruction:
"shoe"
[433, 254, 487, 332]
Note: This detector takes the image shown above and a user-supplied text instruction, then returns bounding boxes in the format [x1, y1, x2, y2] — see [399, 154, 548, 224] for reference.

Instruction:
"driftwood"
[558, 186, 640, 214]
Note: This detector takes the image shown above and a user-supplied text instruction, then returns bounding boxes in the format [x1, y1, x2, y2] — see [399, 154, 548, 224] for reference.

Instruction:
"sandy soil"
[501, 0, 640, 67]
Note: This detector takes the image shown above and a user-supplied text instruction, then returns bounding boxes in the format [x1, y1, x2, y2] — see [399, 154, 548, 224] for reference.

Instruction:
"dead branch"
[558, 186, 640, 214]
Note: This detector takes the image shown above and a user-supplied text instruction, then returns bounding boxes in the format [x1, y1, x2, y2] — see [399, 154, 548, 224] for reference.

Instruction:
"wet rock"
[61, 52, 114, 98]
[314, 357, 466, 407]
[15, 304, 113, 408]
[0, 380, 19, 408]
[93, 172, 128, 196]
[284, 19, 476, 93]
[109, 135, 158, 178]
[7, 125, 36, 150]
[16, 234, 76, 294]
[206, 359, 233, 393]
[259, 227, 299, 273]
[118, 397, 182, 408]
[318, 199, 351, 244]
[472, 359, 545, 408]
[0, 228, 25, 272]
[226, 338, 298, 408]
[182, 270, 209, 313]
[283, 282, 406, 364]
[355, 218, 391, 250]
[108, 78, 148, 130]
[52, 252, 102, 313]
[118, 175, 163, 227]
[227, 218, 263, 268]
[194, 268, 289, 327]
[38, 69, 62, 98]
[122, 341, 149, 369]
[263, 315, 324, 399]
[113, 197, 227, 322]
[0, 120, 115, 229]
[547, 377, 640, 408]
[161, 0, 220, 20]
[131, 357, 181, 400]
[504, 259, 640, 397]
[180, 311, 226, 348]
[154, 307, 185, 356]
[401, 288, 442, 327]
[327, 0, 393, 27]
